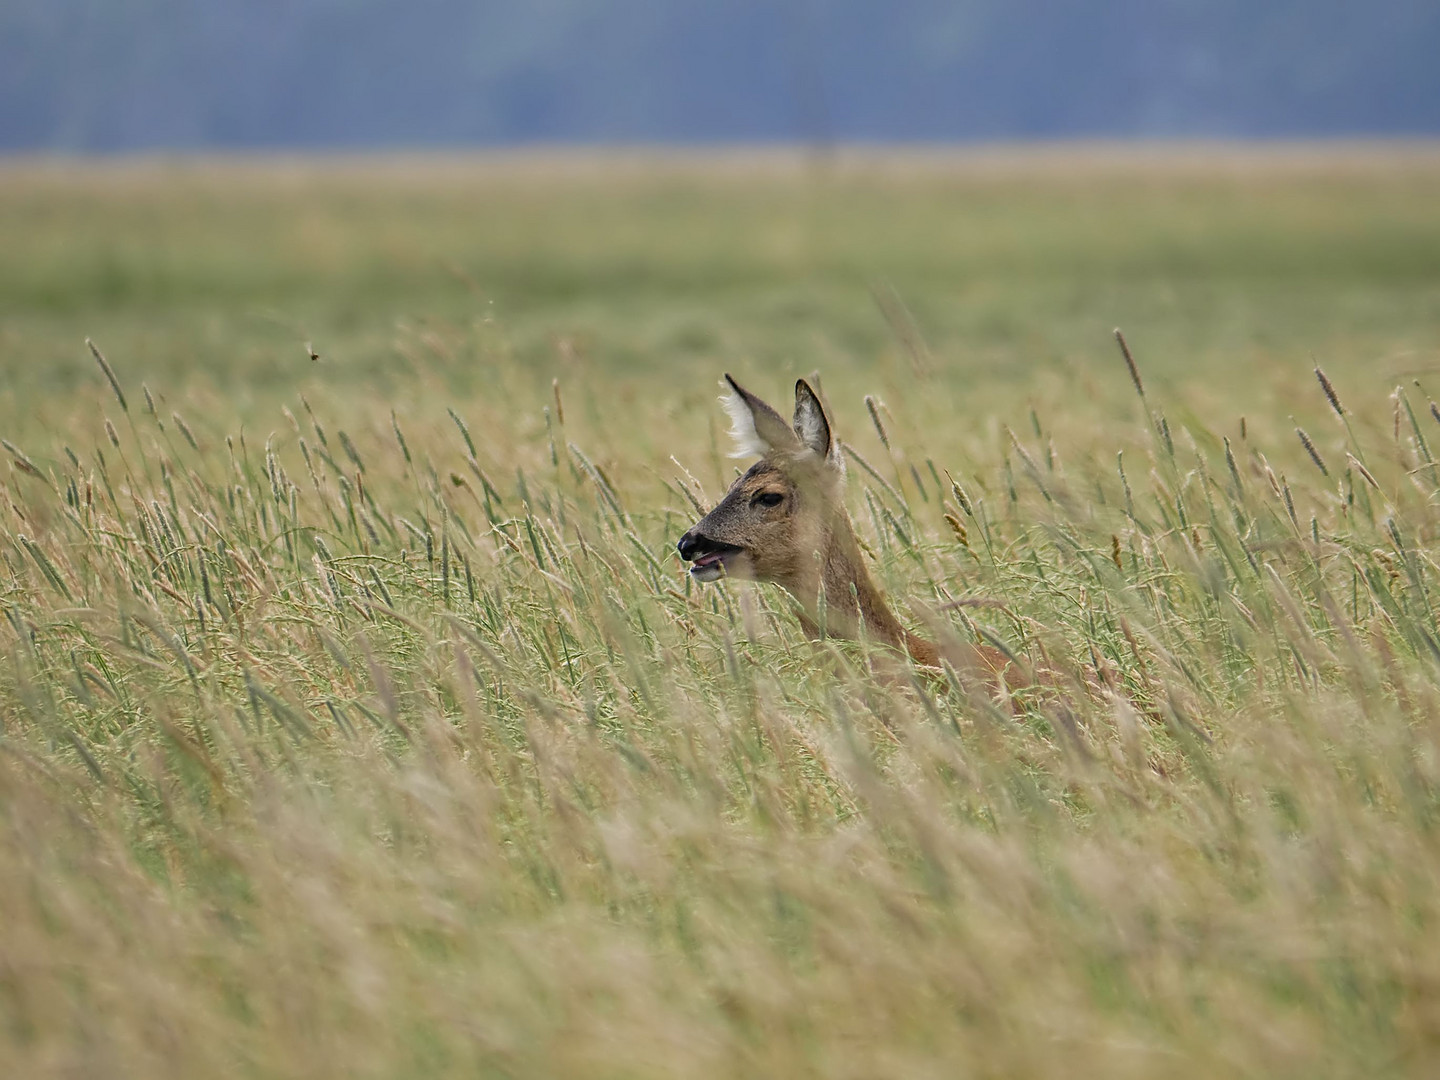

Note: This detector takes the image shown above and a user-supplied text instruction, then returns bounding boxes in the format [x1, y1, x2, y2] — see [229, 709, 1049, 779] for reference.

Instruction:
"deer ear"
[721, 374, 798, 457]
[792, 378, 833, 460]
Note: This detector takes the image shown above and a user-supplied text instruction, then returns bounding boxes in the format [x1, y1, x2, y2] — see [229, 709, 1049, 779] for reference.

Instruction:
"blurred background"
[3, 0, 1439, 151]
[2, 0, 1440, 447]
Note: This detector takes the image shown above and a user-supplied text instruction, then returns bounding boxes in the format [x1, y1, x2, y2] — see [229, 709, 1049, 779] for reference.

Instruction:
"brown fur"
[678, 376, 1019, 688]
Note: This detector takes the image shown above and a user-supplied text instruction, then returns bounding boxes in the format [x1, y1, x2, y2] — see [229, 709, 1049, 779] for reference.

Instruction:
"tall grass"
[3, 318, 1440, 1078]
[5, 151, 1440, 1077]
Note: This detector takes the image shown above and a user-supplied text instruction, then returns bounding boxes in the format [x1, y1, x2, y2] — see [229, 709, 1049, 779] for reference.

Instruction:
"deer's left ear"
[793, 379, 833, 460]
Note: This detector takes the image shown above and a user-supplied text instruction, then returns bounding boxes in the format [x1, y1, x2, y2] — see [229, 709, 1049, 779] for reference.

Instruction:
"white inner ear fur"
[721, 387, 770, 459]
[793, 395, 830, 457]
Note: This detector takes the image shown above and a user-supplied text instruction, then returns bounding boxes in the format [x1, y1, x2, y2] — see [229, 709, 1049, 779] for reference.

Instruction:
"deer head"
[676, 375, 1028, 688]
[677, 375, 846, 595]
[677, 374, 1031, 688]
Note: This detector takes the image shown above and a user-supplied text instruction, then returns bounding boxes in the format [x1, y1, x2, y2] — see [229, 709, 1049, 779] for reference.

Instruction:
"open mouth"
[686, 543, 743, 582]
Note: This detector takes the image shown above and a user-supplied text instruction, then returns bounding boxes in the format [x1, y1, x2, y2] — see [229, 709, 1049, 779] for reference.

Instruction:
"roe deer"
[677, 375, 1018, 686]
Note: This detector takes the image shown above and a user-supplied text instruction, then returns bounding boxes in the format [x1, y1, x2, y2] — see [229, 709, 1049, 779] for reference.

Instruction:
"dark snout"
[676, 529, 711, 562]
[677, 527, 742, 582]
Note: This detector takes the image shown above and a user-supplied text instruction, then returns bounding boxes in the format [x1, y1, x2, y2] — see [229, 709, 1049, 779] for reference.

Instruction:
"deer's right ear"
[721, 374, 798, 457]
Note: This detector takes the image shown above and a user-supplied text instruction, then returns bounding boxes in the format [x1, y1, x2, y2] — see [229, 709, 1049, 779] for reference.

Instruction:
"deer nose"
[677, 530, 704, 562]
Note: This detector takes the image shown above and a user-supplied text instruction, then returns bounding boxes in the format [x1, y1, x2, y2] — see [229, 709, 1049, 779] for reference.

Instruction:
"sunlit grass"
[3, 149, 1440, 1077]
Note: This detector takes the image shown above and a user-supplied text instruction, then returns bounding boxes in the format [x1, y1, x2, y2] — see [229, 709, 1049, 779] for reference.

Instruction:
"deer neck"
[789, 511, 938, 667]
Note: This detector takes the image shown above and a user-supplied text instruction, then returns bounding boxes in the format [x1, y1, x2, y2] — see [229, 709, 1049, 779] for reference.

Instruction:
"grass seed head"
[864, 395, 890, 451]
[1114, 327, 1145, 399]
[1295, 424, 1329, 476]
[1315, 366, 1345, 417]
[87, 338, 128, 413]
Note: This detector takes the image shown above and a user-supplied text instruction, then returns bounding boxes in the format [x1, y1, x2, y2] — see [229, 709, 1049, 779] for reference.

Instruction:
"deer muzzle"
[677, 530, 743, 582]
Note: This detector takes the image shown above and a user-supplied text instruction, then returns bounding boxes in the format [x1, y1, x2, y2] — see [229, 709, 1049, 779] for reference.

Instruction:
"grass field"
[4, 145, 1440, 1077]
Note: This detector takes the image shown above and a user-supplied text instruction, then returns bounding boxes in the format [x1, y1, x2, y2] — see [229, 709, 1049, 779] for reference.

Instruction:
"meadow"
[3, 144, 1440, 1077]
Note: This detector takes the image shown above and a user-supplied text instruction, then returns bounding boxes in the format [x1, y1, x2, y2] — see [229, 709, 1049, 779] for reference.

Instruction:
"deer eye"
[753, 491, 784, 508]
